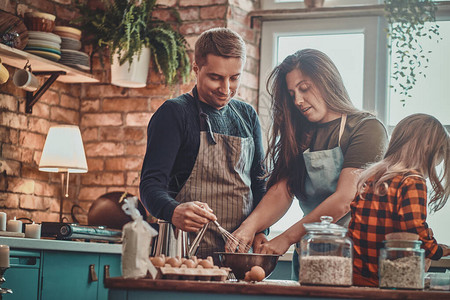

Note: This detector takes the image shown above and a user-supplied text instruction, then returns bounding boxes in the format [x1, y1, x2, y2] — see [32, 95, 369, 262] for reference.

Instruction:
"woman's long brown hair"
[265, 49, 360, 197]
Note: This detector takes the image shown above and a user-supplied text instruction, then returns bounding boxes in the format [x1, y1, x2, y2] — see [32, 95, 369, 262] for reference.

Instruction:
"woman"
[232, 49, 388, 280]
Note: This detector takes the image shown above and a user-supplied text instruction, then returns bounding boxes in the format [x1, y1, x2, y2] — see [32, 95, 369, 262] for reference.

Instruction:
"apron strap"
[228, 102, 252, 138]
[338, 114, 347, 147]
[193, 86, 217, 145]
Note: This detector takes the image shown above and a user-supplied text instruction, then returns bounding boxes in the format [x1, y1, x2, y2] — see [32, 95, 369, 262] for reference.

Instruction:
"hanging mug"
[13, 68, 39, 91]
[0, 58, 9, 84]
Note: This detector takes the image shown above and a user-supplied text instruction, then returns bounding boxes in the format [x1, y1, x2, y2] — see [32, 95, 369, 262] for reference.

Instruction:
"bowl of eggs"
[215, 252, 280, 280]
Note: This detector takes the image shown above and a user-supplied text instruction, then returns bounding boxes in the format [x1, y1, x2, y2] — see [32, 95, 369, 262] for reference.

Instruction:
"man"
[139, 28, 266, 258]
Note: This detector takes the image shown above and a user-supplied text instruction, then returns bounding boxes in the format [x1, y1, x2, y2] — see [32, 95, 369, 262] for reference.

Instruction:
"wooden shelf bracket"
[26, 70, 66, 113]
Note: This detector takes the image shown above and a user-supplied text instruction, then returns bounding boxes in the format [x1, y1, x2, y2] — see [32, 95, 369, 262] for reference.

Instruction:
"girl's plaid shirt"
[348, 172, 443, 284]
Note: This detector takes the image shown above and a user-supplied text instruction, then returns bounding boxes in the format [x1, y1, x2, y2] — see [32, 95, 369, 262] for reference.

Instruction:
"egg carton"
[156, 266, 230, 281]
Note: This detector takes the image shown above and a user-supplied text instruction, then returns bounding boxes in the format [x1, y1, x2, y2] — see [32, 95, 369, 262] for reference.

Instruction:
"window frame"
[261, 0, 381, 10]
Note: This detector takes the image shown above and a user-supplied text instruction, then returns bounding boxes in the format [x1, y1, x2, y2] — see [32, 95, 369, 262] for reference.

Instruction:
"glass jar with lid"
[379, 240, 424, 289]
[299, 216, 353, 286]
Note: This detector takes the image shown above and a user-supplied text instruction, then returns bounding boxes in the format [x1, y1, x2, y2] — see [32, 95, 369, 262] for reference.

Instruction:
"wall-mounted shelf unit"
[0, 43, 99, 113]
[0, 43, 97, 83]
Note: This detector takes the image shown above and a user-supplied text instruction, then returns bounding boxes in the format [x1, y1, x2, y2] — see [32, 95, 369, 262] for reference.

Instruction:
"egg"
[244, 271, 252, 282]
[249, 266, 265, 282]
[182, 259, 196, 268]
[150, 256, 165, 267]
[198, 259, 214, 269]
[167, 257, 182, 268]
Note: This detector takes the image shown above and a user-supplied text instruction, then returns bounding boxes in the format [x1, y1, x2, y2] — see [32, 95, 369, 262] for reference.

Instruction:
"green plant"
[74, 0, 190, 85]
[384, 0, 440, 104]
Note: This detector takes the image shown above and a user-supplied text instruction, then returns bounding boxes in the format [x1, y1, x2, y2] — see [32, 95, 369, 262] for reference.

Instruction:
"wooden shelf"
[0, 43, 98, 83]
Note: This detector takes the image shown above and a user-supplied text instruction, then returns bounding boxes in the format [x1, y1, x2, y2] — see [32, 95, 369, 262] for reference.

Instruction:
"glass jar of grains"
[379, 240, 425, 289]
[299, 216, 353, 286]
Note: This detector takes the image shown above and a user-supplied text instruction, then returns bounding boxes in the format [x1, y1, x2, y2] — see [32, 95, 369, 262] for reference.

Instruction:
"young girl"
[348, 113, 450, 286]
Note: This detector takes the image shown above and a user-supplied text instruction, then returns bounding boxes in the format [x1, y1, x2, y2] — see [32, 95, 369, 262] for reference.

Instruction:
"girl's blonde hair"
[357, 113, 450, 212]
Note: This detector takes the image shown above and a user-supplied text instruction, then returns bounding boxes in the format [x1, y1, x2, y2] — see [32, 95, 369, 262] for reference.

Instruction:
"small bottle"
[299, 216, 353, 286]
[379, 240, 425, 289]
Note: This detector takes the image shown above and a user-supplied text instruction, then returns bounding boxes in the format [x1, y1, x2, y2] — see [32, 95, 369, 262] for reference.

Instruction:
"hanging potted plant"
[384, 0, 440, 104]
[74, 0, 190, 87]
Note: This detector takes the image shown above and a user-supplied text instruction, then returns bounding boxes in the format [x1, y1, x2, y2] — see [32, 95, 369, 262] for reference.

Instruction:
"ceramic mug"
[13, 68, 39, 91]
[0, 58, 9, 84]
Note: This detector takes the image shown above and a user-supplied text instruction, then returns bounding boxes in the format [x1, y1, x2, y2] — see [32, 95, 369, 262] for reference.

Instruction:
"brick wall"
[0, 0, 261, 225]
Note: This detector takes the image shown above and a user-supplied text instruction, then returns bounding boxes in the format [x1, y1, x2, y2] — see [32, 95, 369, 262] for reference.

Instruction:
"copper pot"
[87, 192, 147, 229]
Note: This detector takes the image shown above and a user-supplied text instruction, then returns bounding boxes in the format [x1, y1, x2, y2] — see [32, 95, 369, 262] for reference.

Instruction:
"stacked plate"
[53, 26, 89, 71]
[53, 26, 82, 40]
[59, 49, 89, 71]
[25, 31, 61, 62]
[60, 36, 81, 51]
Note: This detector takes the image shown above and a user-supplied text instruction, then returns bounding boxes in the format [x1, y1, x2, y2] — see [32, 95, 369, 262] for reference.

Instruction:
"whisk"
[213, 220, 251, 253]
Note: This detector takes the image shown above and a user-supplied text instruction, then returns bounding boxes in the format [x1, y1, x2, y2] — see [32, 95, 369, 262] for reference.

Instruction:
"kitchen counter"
[105, 277, 450, 300]
[0, 236, 122, 254]
[3, 236, 122, 300]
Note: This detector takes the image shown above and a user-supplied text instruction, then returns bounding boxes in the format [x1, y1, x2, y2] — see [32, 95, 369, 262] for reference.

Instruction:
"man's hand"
[171, 201, 216, 232]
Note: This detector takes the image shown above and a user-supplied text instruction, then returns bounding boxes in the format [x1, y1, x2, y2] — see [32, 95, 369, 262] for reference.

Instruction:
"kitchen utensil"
[215, 252, 280, 280]
[87, 192, 147, 230]
[0, 10, 28, 49]
[152, 220, 209, 259]
[53, 26, 82, 40]
[13, 68, 39, 91]
[28, 31, 61, 44]
[213, 220, 251, 253]
[188, 222, 208, 258]
[0, 58, 9, 84]
[24, 12, 56, 32]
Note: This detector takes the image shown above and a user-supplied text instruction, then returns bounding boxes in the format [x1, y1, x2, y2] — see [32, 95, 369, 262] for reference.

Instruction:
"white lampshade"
[39, 125, 88, 173]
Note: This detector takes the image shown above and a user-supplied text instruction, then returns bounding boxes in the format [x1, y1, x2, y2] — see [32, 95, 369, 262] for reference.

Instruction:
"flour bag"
[121, 196, 158, 278]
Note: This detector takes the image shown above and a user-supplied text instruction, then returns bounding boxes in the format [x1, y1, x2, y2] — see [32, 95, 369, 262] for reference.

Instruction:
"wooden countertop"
[105, 277, 449, 299]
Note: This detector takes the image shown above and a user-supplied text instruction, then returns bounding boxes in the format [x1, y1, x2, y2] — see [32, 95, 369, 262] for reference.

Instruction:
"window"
[388, 20, 450, 128]
[259, 6, 450, 245]
[261, 0, 380, 10]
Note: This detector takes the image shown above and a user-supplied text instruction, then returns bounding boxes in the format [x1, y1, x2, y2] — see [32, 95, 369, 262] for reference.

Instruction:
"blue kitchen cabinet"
[5, 250, 41, 300]
[1, 238, 122, 300]
[98, 254, 121, 300]
[38, 251, 121, 300]
[41, 251, 100, 300]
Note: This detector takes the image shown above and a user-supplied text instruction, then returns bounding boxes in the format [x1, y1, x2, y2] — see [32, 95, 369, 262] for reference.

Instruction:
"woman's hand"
[425, 258, 432, 272]
[252, 232, 268, 252]
[440, 244, 450, 256]
[228, 225, 257, 253]
[256, 234, 291, 255]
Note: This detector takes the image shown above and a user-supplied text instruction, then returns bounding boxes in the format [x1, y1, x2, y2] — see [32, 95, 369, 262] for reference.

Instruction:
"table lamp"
[39, 125, 88, 222]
